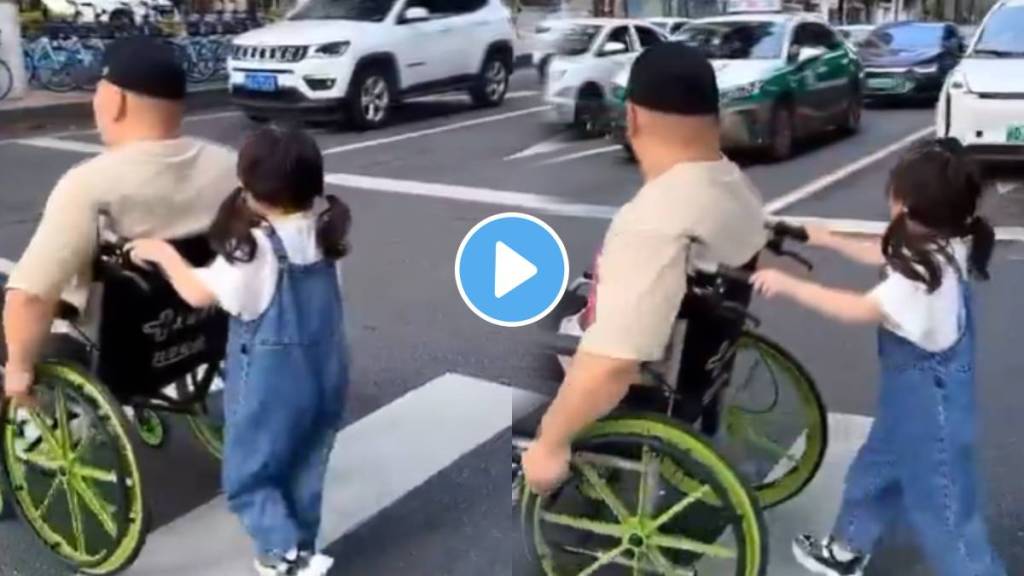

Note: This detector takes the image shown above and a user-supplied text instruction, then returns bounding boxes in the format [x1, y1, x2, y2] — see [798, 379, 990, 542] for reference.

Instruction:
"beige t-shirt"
[7, 137, 237, 315]
[579, 158, 766, 362]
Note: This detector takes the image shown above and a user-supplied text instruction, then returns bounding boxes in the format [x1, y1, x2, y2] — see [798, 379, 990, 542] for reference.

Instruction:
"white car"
[42, 0, 177, 26]
[228, 0, 516, 128]
[937, 0, 1024, 160]
[648, 16, 691, 36]
[543, 17, 666, 135]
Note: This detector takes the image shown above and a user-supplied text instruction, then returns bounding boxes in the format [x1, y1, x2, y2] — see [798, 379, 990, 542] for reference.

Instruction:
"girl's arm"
[752, 269, 883, 325]
[127, 240, 217, 309]
[807, 224, 885, 267]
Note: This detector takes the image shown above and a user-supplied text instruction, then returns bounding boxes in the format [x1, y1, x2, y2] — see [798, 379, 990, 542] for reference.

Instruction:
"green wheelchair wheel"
[522, 414, 767, 576]
[181, 362, 224, 460]
[131, 408, 166, 449]
[716, 332, 827, 510]
[1, 362, 149, 575]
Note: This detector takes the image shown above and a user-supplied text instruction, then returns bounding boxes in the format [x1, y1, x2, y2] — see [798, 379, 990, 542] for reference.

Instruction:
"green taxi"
[609, 11, 864, 160]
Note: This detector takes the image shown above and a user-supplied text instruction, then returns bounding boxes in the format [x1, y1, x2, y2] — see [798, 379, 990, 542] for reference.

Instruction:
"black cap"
[101, 37, 186, 101]
[627, 43, 719, 117]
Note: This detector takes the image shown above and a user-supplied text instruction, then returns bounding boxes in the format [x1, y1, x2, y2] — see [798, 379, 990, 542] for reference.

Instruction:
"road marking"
[124, 372, 544, 576]
[13, 137, 107, 155]
[538, 144, 621, 165]
[323, 105, 551, 155]
[764, 126, 935, 214]
[504, 134, 577, 160]
[325, 172, 616, 219]
[419, 90, 538, 104]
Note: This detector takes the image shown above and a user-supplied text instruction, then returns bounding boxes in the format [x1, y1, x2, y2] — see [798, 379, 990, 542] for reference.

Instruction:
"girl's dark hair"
[209, 126, 351, 263]
[882, 137, 993, 292]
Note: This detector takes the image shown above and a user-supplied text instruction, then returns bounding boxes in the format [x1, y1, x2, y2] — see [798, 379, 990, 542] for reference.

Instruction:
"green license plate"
[867, 77, 898, 90]
[1008, 125, 1024, 143]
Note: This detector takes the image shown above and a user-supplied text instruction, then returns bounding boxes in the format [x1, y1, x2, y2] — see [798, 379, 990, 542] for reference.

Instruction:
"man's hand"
[522, 439, 572, 496]
[127, 239, 175, 269]
[2, 366, 38, 409]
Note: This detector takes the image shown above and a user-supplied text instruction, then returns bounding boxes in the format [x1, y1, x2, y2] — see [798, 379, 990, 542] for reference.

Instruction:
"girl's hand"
[751, 269, 800, 299]
[126, 239, 174, 268]
[804, 223, 834, 248]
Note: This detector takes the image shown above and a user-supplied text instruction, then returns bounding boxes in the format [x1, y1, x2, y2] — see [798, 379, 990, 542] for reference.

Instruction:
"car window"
[864, 23, 944, 50]
[972, 4, 1024, 56]
[635, 25, 663, 48]
[289, 0, 398, 22]
[605, 25, 633, 52]
[552, 24, 603, 56]
[446, 0, 485, 14]
[674, 20, 786, 60]
[794, 22, 842, 51]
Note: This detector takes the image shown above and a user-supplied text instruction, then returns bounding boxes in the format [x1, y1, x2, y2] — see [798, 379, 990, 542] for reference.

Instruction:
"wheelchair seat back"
[95, 236, 227, 401]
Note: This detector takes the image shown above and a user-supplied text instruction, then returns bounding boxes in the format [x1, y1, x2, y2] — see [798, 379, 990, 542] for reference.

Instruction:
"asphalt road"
[1, 73, 1023, 576]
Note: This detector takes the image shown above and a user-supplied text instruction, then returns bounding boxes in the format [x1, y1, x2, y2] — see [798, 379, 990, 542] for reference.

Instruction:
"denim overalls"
[222, 225, 349, 560]
[834, 270, 1005, 576]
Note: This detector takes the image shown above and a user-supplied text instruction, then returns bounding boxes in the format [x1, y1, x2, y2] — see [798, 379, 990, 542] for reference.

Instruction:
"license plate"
[1008, 125, 1024, 143]
[244, 73, 278, 93]
[867, 77, 898, 90]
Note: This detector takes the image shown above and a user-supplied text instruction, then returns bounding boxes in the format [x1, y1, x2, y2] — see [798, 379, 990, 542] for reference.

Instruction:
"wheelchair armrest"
[56, 301, 80, 323]
[544, 332, 580, 358]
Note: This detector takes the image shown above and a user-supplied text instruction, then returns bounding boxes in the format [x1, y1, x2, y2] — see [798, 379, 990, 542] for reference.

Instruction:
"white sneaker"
[297, 553, 334, 575]
[254, 549, 302, 576]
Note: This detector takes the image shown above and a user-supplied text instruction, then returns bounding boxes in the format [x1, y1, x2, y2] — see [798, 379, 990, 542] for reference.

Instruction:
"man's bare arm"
[534, 352, 639, 449]
[3, 290, 57, 375]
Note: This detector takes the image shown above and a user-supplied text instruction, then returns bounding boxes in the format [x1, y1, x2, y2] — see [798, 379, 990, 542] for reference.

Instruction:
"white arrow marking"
[494, 241, 538, 298]
[504, 135, 577, 161]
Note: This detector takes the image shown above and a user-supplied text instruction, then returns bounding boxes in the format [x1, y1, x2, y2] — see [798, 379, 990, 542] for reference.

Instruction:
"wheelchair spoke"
[26, 409, 63, 456]
[577, 542, 630, 576]
[65, 477, 87, 553]
[648, 532, 736, 559]
[19, 448, 63, 475]
[36, 477, 64, 519]
[728, 413, 792, 461]
[658, 457, 722, 507]
[575, 461, 631, 521]
[73, 463, 118, 485]
[645, 547, 696, 576]
[652, 484, 713, 529]
[69, 475, 117, 538]
[54, 387, 73, 457]
[540, 511, 629, 538]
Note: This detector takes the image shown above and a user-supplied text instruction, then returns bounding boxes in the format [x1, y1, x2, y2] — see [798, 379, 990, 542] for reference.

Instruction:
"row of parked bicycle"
[0, 8, 268, 99]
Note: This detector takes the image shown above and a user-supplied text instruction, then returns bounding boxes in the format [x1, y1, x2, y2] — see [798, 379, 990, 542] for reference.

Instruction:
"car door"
[441, 0, 494, 78]
[787, 22, 829, 133]
[393, 0, 463, 87]
[592, 25, 637, 91]
[788, 22, 849, 130]
[808, 23, 856, 121]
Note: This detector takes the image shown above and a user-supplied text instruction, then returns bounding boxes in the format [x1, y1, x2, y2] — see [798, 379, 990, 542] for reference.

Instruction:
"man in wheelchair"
[2, 36, 237, 404]
[522, 43, 768, 495]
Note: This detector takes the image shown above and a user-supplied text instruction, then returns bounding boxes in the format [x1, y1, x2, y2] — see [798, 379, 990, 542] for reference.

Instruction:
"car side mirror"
[600, 41, 628, 56]
[401, 6, 430, 22]
[795, 45, 827, 63]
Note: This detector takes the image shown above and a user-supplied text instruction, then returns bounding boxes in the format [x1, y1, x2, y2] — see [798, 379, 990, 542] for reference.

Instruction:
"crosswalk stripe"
[122, 373, 544, 575]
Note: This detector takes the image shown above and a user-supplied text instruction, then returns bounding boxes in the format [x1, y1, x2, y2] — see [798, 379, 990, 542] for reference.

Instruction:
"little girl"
[751, 138, 1006, 576]
[130, 126, 351, 576]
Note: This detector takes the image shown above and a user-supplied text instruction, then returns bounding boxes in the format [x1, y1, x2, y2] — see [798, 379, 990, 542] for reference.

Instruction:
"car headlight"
[310, 41, 350, 58]
[912, 63, 938, 75]
[720, 80, 762, 103]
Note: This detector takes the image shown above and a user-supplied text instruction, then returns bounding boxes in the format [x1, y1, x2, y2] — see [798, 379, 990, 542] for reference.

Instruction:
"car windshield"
[289, 0, 396, 22]
[863, 23, 943, 50]
[674, 21, 786, 60]
[554, 24, 603, 56]
[972, 5, 1024, 57]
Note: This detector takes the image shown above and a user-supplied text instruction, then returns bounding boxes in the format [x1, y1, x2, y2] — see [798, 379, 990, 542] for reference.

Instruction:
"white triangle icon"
[494, 241, 538, 299]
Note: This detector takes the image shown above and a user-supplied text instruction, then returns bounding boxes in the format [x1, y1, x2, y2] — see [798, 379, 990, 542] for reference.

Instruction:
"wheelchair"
[512, 223, 828, 576]
[0, 236, 228, 575]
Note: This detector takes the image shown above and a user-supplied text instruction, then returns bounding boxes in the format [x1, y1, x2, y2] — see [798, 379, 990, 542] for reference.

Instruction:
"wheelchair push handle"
[96, 240, 155, 294]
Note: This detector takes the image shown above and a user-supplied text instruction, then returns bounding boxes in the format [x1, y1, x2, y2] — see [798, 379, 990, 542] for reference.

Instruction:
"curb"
[0, 56, 535, 126]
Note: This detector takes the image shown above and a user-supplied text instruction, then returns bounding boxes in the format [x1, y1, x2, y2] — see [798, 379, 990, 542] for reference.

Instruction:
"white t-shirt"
[868, 240, 968, 352]
[195, 212, 344, 321]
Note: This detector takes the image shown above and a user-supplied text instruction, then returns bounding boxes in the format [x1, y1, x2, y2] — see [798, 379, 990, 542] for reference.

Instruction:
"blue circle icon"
[455, 213, 569, 327]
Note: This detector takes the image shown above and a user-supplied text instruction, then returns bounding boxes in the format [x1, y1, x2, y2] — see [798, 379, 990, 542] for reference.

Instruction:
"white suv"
[228, 0, 516, 128]
[937, 0, 1024, 161]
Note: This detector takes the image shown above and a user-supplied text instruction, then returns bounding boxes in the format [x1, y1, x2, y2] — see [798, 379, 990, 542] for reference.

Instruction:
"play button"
[455, 213, 569, 327]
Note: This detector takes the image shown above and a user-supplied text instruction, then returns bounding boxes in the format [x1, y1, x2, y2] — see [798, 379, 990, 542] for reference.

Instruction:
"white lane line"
[325, 173, 617, 219]
[323, 105, 551, 155]
[504, 134, 577, 161]
[539, 144, 621, 165]
[418, 90, 538, 103]
[125, 372, 544, 576]
[765, 126, 935, 214]
[14, 137, 107, 155]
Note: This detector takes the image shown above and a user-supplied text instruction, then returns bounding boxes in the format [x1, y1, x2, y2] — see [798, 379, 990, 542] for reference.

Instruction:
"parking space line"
[14, 137, 107, 154]
[764, 127, 935, 214]
[323, 105, 551, 155]
[538, 144, 621, 165]
[123, 372, 543, 576]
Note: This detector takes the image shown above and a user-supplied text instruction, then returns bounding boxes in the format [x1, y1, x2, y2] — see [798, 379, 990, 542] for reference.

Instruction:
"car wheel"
[768, 103, 795, 161]
[840, 90, 862, 135]
[348, 66, 393, 130]
[470, 53, 509, 108]
[574, 85, 606, 138]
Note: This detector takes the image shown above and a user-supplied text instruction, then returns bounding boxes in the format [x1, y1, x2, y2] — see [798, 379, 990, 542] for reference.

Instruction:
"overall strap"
[263, 224, 290, 265]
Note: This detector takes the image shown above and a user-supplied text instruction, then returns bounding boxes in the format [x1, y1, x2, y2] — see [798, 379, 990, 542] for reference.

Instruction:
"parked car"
[542, 18, 666, 136]
[859, 21, 964, 102]
[530, 15, 587, 81]
[609, 12, 863, 160]
[227, 0, 517, 128]
[647, 16, 691, 35]
[937, 0, 1024, 161]
[837, 24, 874, 47]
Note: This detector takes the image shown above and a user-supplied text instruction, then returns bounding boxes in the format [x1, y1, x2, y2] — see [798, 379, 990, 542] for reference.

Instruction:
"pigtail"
[966, 215, 994, 281]
[316, 194, 352, 261]
[208, 187, 264, 264]
[882, 212, 944, 293]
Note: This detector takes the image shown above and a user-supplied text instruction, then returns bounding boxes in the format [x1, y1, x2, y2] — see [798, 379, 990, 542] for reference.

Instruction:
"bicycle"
[513, 222, 827, 576]
[0, 233, 227, 574]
